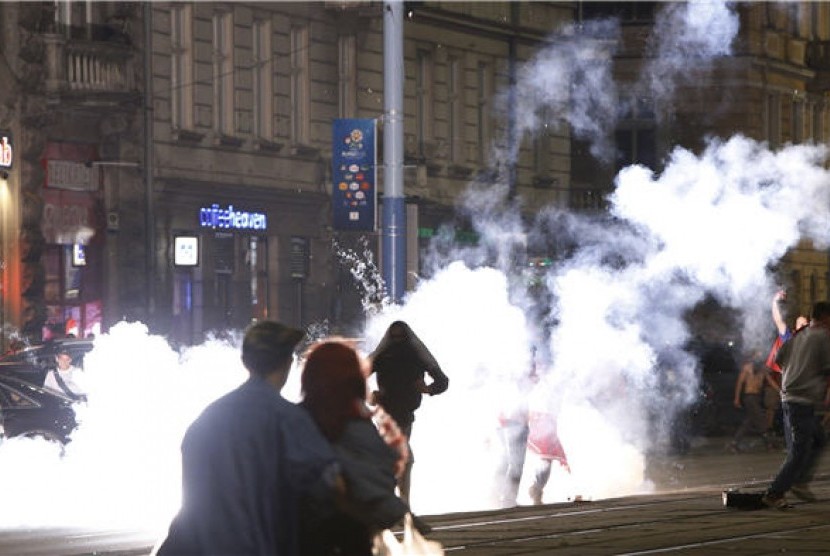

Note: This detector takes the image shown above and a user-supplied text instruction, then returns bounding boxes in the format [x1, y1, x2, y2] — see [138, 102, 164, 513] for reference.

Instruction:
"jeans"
[768, 401, 827, 497]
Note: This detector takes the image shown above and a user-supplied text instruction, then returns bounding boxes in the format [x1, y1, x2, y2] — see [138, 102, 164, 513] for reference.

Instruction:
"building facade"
[573, 1, 830, 329]
[0, 1, 575, 347]
[3, 1, 825, 348]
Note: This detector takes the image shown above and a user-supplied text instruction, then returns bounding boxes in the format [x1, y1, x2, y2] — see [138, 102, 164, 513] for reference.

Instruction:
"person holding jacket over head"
[369, 320, 449, 504]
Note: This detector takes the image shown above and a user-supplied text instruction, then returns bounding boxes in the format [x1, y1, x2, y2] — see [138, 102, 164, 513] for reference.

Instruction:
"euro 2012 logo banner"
[332, 119, 376, 232]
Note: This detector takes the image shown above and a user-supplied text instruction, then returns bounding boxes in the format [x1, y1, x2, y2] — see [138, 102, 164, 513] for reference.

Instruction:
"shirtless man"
[727, 351, 776, 452]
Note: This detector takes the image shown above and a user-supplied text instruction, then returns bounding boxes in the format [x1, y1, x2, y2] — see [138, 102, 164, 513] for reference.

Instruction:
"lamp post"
[383, 0, 406, 303]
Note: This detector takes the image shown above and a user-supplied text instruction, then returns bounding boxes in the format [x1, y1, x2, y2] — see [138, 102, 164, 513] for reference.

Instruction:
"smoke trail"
[494, 19, 620, 165]
[640, 0, 739, 115]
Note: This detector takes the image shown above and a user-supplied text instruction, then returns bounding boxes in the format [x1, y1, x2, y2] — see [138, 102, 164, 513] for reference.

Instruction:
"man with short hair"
[44, 348, 86, 402]
[155, 321, 339, 555]
[763, 301, 830, 509]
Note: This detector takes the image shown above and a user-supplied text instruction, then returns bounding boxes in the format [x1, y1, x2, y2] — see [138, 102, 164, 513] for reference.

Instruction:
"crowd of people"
[143, 285, 830, 555]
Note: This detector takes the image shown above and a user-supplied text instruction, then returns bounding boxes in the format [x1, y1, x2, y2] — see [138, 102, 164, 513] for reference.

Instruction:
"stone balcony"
[42, 33, 136, 100]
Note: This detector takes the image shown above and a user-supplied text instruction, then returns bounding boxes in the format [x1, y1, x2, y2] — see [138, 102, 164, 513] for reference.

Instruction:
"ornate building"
[572, 1, 830, 330]
[3, 1, 824, 348]
[0, 1, 575, 346]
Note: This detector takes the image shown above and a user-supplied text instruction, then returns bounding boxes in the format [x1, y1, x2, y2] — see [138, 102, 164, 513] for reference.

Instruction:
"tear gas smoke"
[498, 19, 620, 163]
[361, 136, 830, 514]
[0, 0, 823, 532]
[0, 322, 247, 531]
[641, 1, 739, 112]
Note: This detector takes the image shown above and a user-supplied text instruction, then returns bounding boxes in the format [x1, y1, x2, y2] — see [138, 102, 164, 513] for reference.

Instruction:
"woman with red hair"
[300, 340, 409, 556]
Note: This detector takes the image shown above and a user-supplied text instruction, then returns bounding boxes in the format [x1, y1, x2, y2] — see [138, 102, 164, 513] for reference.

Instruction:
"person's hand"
[734, 398, 742, 409]
[775, 289, 786, 302]
[415, 378, 429, 394]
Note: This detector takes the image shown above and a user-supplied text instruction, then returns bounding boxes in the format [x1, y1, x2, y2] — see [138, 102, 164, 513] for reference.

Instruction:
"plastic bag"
[373, 514, 444, 556]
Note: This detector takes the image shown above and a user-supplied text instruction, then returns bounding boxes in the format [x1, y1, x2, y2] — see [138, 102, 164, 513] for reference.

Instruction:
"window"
[416, 49, 434, 157]
[806, 102, 815, 142]
[54, 0, 92, 38]
[813, 103, 825, 143]
[247, 236, 269, 321]
[810, 272, 817, 304]
[766, 93, 781, 148]
[581, 2, 656, 24]
[447, 56, 464, 164]
[534, 107, 552, 178]
[338, 34, 357, 118]
[290, 25, 310, 145]
[213, 11, 234, 136]
[252, 19, 273, 139]
[476, 61, 492, 166]
[615, 96, 656, 171]
[171, 5, 194, 130]
[792, 99, 804, 143]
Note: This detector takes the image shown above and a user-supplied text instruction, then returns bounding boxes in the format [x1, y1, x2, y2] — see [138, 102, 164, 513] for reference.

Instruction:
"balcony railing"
[43, 34, 134, 96]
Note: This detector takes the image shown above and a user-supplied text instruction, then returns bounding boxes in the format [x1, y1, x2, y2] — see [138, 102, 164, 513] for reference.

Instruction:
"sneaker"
[761, 492, 790, 510]
[790, 484, 818, 502]
[529, 485, 543, 506]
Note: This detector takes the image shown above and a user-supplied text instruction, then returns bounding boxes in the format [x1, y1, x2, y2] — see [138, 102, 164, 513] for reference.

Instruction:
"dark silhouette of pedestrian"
[369, 320, 448, 504]
[155, 321, 339, 555]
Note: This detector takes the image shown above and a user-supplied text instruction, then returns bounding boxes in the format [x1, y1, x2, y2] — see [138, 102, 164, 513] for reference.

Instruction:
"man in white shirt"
[43, 349, 86, 401]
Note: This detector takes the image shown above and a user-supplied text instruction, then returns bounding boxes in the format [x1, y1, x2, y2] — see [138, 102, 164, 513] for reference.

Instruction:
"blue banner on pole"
[332, 118, 377, 231]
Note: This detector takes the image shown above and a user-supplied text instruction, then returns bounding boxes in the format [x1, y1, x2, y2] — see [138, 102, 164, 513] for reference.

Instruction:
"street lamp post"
[382, 0, 406, 304]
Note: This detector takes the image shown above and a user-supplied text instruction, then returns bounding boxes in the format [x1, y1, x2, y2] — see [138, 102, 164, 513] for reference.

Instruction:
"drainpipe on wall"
[507, 2, 519, 201]
[144, 2, 155, 319]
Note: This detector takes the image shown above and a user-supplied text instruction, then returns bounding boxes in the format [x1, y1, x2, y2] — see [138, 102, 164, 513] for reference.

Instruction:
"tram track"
[425, 475, 830, 554]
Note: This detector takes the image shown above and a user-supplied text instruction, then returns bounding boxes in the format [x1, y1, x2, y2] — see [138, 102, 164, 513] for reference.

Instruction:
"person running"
[369, 320, 449, 504]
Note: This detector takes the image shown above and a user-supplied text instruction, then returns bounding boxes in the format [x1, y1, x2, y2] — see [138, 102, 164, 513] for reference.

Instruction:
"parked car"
[0, 338, 94, 386]
[0, 373, 78, 444]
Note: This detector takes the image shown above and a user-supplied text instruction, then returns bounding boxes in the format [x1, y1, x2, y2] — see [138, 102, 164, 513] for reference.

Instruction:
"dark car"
[0, 338, 94, 386]
[0, 373, 78, 444]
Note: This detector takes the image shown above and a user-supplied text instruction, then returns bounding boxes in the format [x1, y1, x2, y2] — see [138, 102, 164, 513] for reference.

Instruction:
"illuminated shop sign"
[199, 204, 267, 231]
[0, 132, 12, 170]
[174, 236, 199, 266]
[72, 244, 86, 267]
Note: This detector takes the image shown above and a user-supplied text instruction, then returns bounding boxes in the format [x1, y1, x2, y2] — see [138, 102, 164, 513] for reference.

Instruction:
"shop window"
[247, 236, 269, 320]
[43, 244, 86, 340]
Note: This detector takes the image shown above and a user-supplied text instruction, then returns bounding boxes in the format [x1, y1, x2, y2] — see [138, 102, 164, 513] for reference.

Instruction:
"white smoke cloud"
[641, 0, 739, 108]
[0, 322, 247, 531]
[496, 19, 620, 163]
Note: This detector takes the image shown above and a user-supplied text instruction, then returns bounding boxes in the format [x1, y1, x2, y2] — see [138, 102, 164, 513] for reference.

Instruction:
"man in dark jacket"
[155, 321, 339, 555]
[369, 320, 448, 503]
